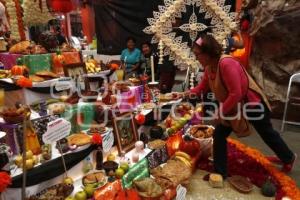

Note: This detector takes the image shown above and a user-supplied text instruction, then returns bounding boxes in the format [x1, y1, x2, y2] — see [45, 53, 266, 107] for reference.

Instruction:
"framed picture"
[63, 62, 87, 78]
[112, 112, 138, 155]
[63, 63, 90, 90]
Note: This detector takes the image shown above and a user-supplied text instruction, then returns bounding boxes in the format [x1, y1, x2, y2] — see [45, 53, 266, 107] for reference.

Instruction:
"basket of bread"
[187, 125, 214, 158]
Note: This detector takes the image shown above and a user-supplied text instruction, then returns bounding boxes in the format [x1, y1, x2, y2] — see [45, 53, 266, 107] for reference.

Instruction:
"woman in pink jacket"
[186, 35, 296, 178]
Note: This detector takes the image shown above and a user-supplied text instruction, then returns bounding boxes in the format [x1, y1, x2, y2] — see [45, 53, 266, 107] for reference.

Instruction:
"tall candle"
[150, 56, 155, 82]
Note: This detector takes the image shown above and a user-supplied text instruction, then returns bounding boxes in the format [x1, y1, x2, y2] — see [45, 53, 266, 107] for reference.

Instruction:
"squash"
[11, 58, 29, 77]
[261, 178, 276, 197]
[52, 50, 65, 74]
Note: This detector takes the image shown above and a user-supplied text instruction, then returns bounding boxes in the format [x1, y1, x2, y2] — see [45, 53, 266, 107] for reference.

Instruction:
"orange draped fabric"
[232, 0, 253, 69]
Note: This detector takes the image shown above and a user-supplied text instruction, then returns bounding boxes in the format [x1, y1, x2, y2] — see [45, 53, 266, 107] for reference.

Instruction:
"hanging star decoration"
[179, 10, 207, 42]
[143, 0, 237, 69]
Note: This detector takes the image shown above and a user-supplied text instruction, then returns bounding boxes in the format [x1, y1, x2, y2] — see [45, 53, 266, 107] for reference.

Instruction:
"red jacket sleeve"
[190, 69, 209, 96]
[219, 58, 244, 115]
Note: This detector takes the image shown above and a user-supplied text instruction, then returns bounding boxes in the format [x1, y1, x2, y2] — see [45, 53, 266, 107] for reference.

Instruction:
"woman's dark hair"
[193, 34, 223, 59]
[126, 36, 136, 44]
[141, 41, 152, 48]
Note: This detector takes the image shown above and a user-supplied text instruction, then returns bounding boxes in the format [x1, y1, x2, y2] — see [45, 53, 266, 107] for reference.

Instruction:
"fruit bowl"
[0, 106, 29, 124]
[2, 114, 25, 124]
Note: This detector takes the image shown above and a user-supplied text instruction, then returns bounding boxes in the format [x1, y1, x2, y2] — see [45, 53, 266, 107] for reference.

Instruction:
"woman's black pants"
[213, 103, 294, 178]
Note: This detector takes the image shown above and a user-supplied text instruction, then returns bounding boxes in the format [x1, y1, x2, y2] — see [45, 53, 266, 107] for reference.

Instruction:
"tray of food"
[27, 183, 74, 200]
[228, 175, 254, 194]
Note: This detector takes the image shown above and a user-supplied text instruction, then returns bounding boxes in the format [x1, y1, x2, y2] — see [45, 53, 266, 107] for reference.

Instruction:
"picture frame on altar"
[63, 62, 90, 90]
[112, 112, 138, 155]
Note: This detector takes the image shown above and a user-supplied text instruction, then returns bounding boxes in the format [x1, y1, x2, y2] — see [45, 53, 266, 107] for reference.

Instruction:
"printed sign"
[55, 78, 72, 91]
[43, 118, 71, 144]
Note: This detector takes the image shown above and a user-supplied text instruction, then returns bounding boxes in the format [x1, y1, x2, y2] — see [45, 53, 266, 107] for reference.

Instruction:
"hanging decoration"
[179, 9, 207, 42]
[5, 0, 23, 40]
[51, 0, 73, 13]
[23, 0, 54, 26]
[143, 0, 237, 69]
[40, 0, 54, 24]
[0, 2, 9, 32]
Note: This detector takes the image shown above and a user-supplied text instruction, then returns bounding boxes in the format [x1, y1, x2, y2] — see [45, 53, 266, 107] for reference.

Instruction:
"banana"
[175, 151, 191, 161]
[174, 156, 192, 168]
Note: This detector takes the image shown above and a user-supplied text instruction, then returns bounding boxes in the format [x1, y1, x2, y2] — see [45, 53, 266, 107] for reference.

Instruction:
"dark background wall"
[93, 0, 235, 55]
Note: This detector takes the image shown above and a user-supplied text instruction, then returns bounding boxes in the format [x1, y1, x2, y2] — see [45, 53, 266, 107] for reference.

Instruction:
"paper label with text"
[55, 78, 72, 91]
[43, 118, 71, 144]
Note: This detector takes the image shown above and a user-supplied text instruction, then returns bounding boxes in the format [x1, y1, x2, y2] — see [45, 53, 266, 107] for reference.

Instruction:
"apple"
[32, 155, 39, 165]
[184, 114, 192, 121]
[107, 154, 116, 161]
[167, 128, 175, 136]
[63, 177, 74, 185]
[74, 191, 87, 200]
[115, 168, 125, 178]
[15, 155, 23, 167]
[120, 163, 129, 172]
[25, 159, 34, 170]
[84, 185, 96, 197]
[26, 150, 33, 160]
[65, 197, 75, 200]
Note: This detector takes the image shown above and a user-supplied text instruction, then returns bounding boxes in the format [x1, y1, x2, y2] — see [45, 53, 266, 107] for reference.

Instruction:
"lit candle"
[150, 56, 155, 82]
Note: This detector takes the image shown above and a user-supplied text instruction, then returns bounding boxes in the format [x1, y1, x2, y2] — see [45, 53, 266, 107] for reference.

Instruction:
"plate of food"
[67, 133, 91, 146]
[139, 102, 156, 110]
[82, 171, 107, 188]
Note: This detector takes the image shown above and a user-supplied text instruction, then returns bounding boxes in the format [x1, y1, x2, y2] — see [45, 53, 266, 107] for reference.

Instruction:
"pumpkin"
[52, 50, 65, 74]
[261, 178, 276, 197]
[16, 76, 32, 88]
[166, 132, 183, 157]
[110, 63, 119, 70]
[11, 58, 29, 77]
[179, 135, 200, 157]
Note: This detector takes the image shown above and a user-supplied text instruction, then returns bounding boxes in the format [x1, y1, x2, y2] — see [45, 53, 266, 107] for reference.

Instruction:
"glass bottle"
[95, 146, 103, 170]
[82, 157, 93, 174]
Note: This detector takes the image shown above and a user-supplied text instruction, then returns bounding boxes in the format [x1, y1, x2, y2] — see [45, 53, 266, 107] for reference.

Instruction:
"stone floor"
[231, 119, 300, 187]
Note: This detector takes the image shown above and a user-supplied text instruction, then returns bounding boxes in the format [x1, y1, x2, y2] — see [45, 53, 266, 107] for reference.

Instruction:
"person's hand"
[183, 91, 191, 98]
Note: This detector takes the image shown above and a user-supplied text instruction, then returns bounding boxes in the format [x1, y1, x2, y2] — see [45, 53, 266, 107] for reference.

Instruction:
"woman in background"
[121, 37, 141, 79]
[140, 41, 158, 77]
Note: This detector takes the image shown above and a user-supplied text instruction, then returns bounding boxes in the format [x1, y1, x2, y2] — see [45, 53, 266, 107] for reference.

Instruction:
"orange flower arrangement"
[228, 138, 300, 200]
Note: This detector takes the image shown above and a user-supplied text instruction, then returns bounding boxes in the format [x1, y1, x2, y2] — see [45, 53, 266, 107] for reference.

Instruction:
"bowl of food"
[0, 106, 29, 124]
[103, 161, 118, 175]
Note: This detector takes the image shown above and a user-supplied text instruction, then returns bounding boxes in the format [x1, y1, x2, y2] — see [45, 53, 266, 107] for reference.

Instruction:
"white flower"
[190, 23, 197, 31]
